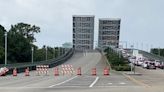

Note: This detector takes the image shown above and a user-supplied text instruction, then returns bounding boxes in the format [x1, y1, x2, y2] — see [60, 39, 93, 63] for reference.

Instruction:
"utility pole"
[58, 47, 60, 57]
[158, 47, 160, 56]
[31, 47, 34, 63]
[53, 48, 55, 58]
[46, 46, 47, 61]
[130, 45, 134, 73]
[4, 32, 7, 66]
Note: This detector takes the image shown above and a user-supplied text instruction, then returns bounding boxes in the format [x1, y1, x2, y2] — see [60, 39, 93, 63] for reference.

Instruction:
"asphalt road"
[1, 51, 164, 92]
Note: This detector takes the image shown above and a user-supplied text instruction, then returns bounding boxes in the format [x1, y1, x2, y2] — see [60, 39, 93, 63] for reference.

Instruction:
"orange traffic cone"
[13, 68, 17, 76]
[54, 67, 59, 76]
[77, 67, 81, 75]
[92, 68, 96, 76]
[104, 67, 109, 76]
[25, 67, 30, 76]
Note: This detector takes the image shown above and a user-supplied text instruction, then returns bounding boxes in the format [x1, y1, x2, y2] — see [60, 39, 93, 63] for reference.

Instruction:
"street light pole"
[130, 45, 134, 73]
[31, 47, 34, 63]
[158, 47, 160, 56]
[46, 46, 47, 61]
[58, 47, 60, 57]
[4, 32, 7, 66]
[53, 48, 55, 58]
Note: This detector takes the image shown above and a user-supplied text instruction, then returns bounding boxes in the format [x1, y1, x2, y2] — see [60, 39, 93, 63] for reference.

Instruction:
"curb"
[122, 72, 150, 88]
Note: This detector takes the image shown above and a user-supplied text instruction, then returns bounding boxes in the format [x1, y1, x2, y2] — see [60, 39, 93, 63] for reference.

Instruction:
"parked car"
[154, 60, 160, 67]
[157, 61, 164, 69]
[142, 61, 149, 68]
[147, 62, 156, 69]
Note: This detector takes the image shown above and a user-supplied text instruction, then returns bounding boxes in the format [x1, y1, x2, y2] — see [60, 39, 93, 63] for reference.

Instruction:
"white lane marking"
[108, 82, 113, 85]
[49, 76, 78, 87]
[119, 82, 126, 85]
[89, 77, 99, 88]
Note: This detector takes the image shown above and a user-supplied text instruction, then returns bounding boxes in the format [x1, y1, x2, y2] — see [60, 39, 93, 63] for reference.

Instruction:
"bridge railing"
[139, 50, 164, 61]
[0, 48, 74, 74]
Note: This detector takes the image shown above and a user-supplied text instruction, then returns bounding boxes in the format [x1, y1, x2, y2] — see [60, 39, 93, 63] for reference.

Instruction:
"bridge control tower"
[98, 18, 121, 49]
[72, 15, 94, 51]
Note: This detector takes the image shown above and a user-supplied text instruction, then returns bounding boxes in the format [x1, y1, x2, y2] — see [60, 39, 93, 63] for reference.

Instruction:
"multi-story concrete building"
[98, 18, 121, 49]
[72, 15, 94, 51]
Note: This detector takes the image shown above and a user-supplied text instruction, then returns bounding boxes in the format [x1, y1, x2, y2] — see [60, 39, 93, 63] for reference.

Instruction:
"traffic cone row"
[8, 66, 110, 77]
[12, 67, 30, 77]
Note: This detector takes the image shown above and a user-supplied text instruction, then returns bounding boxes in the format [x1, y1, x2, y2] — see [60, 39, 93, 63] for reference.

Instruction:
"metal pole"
[158, 47, 160, 56]
[53, 48, 55, 58]
[125, 41, 127, 49]
[130, 45, 133, 73]
[46, 46, 47, 61]
[31, 47, 34, 63]
[58, 47, 60, 57]
[5, 32, 7, 66]
[63, 48, 65, 54]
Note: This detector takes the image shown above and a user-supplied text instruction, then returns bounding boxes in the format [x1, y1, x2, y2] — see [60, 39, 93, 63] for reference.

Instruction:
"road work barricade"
[92, 68, 96, 76]
[36, 65, 49, 76]
[61, 64, 74, 75]
[25, 67, 30, 76]
[0, 67, 9, 76]
[54, 67, 59, 76]
[13, 68, 17, 76]
[77, 67, 81, 75]
[103, 67, 109, 76]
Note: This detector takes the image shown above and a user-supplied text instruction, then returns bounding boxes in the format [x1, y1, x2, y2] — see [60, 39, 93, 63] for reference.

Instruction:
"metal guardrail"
[0, 48, 74, 71]
[139, 50, 164, 61]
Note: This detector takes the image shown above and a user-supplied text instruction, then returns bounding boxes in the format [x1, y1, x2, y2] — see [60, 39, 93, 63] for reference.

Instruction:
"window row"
[73, 28, 92, 33]
[73, 23, 93, 27]
[73, 17, 93, 21]
[100, 26, 120, 30]
[100, 20, 120, 25]
[99, 36, 119, 40]
[99, 31, 119, 35]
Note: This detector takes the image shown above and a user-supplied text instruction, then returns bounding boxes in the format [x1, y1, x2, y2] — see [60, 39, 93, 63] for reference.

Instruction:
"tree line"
[0, 23, 65, 64]
[151, 48, 164, 57]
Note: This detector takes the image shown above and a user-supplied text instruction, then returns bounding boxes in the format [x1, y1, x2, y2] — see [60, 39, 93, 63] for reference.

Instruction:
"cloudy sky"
[0, 0, 164, 51]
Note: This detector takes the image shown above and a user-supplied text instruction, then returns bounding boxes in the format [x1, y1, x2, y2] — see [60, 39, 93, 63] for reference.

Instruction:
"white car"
[142, 61, 149, 68]
[155, 60, 160, 67]
[137, 60, 144, 66]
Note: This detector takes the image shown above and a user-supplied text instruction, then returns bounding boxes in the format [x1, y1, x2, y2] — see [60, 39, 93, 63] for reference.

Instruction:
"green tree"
[10, 23, 40, 43]
[0, 25, 6, 64]
[7, 23, 40, 63]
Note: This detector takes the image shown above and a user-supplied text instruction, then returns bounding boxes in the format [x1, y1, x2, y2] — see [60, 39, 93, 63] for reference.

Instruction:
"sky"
[0, 0, 164, 51]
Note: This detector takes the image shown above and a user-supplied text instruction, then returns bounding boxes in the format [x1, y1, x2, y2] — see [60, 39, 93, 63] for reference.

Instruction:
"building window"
[73, 40, 75, 44]
[73, 28, 75, 33]
[73, 34, 75, 38]
[73, 17, 75, 21]
[73, 23, 75, 27]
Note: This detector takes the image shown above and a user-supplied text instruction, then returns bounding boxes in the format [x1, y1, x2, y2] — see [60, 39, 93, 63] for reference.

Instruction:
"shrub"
[114, 65, 131, 71]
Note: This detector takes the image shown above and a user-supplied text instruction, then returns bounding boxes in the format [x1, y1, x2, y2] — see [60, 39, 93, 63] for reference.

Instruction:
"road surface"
[0, 51, 164, 92]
